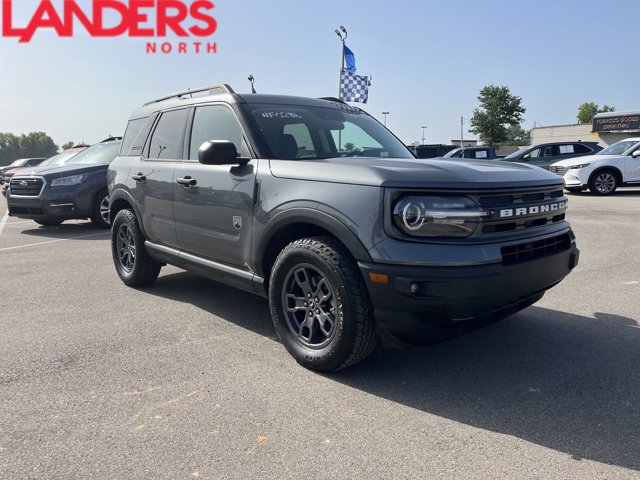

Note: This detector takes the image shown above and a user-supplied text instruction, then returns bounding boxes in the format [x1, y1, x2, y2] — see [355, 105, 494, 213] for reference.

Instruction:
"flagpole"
[335, 26, 347, 97]
[335, 26, 347, 150]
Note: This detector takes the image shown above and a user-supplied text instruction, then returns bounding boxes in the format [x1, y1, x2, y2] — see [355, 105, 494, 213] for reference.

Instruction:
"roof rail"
[143, 84, 236, 106]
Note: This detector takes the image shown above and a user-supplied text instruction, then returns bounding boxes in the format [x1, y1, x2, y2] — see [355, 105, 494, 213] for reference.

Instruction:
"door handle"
[176, 176, 197, 187]
[132, 173, 146, 182]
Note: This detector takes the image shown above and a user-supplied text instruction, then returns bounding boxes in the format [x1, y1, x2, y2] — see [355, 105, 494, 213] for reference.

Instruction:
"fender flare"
[109, 189, 149, 238]
[254, 207, 373, 276]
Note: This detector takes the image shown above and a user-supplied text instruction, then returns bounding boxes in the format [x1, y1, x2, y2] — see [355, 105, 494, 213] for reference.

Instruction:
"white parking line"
[4, 219, 40, 225]
[0, 231, 109, 252]
[0, 211, 8, 238]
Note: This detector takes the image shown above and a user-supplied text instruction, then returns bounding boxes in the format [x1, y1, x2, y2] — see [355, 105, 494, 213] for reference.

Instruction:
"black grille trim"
[478, 188, 567, 236]
[501, 233, 571, 266]
[9, 206, 44, 215]
[9, 177, 44, 196]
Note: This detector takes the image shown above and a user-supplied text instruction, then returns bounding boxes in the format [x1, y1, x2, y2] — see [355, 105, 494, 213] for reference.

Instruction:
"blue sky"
[0, 0, 638, 148]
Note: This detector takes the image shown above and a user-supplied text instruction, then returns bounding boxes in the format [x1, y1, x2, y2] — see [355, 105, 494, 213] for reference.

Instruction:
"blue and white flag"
[344, 45, 356, 74]
[339, 72, 370, 103]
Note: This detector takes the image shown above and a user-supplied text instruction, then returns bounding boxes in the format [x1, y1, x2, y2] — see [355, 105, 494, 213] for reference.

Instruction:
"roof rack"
[143, 84, 235, 106]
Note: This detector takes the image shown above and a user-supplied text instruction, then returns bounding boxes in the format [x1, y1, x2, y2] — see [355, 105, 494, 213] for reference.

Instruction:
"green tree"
[470, 85, 526, 147]
[61, 141, 75, 150]
[505, 125, 531, 146]
[0, 132, 58, 166]
[576, 102, 615, 124]
[0, 133, 21, 165]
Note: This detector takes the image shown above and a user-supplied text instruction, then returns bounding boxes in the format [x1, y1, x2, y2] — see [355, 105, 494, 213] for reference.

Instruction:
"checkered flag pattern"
[339, 72, 370, 103]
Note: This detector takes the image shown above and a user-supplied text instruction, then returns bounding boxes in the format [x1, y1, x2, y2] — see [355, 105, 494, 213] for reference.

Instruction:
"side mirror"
[198, 140, 248, 165]
[632, 150, 640, 158]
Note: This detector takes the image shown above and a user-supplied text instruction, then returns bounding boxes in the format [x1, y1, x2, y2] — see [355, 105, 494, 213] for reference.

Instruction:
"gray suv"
[108, 85, 579, 371]
[502, 141, 602, 170]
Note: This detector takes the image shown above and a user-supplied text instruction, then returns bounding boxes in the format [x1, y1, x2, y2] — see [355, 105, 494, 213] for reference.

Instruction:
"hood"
[269, 157, 564, 190]
[550, 153, 625, 167]
[11, 163, 107, 179]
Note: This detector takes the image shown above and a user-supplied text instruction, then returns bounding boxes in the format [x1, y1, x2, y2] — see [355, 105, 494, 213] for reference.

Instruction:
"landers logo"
[1, 0, 218, 54]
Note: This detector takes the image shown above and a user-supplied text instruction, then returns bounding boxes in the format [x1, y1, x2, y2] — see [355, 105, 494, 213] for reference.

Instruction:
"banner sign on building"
[593, 114, 640, 133]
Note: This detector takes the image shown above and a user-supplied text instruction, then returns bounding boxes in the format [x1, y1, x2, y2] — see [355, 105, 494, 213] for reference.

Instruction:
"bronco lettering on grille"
[499, 201, 567, 218]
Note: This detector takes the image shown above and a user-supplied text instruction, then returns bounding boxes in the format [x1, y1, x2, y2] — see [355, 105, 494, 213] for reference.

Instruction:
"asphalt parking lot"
[1, 190, 639, 480]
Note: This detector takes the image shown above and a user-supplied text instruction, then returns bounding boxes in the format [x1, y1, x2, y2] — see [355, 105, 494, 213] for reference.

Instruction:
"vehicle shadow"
[144, 271, 640, 471]
[567, 188, 640, 197]
[14, 221, 110, 240]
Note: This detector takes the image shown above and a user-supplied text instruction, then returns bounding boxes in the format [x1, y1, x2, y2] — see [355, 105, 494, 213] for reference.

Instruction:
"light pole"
[382, 111, 389, 126]
[421, 125, 427, 145]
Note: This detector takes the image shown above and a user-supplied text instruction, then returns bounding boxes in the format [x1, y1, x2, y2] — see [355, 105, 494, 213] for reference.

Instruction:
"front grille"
[9, 177, 44, 196]
[501, 233, 571, 265]
[549, 166, 567, 176]
[476, 188, 567, 236]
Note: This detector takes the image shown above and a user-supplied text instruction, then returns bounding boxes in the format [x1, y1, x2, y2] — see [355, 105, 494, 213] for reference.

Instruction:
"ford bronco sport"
[108, 85, 579, 371]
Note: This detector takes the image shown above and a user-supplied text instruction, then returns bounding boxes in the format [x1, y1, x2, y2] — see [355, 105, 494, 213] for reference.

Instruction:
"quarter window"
[147, 109, 189, 160]
[121, 117, 146, 156]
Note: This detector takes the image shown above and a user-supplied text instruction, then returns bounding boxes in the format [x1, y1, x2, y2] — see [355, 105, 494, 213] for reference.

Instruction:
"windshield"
[597, 139, 640, 156]
[443, 148, 462, 158]
[504, 147, 529, 160]
[244, 102, 414, 160]
[66, 142, 121, 165]
[10, 158, 30, 167]
[40, 150, 83, 166]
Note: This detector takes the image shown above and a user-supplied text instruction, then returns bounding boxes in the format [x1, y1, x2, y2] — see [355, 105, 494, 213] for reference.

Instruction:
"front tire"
[589, 170, 618, 195]
[111, 209, 161, 287]
[269, 237, 377, 372]
[91, 189, 111, 228]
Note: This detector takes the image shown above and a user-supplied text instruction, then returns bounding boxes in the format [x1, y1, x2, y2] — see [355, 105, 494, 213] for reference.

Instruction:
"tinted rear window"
[120, 117, 148, 156]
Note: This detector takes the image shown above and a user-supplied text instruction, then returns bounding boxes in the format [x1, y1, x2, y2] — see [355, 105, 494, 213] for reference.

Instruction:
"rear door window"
[147, 109, 189, 160]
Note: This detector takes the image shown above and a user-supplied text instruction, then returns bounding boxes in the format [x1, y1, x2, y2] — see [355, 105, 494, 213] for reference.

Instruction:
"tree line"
[0, 132, 59, 166]
[468, 85, 615, 147]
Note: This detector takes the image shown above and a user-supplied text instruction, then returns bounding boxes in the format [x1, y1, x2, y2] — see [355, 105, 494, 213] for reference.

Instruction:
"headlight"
[50, 174, 88, 187]
[393, 196, 488, 238]
[567, 164, 590, 170]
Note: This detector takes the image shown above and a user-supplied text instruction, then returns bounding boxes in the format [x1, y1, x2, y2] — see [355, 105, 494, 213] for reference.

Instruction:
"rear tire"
[269, 236, 377, 372]
[589, 170, 618, 195]
[91, 189, 111, 228]
[111, 209, 161, 287]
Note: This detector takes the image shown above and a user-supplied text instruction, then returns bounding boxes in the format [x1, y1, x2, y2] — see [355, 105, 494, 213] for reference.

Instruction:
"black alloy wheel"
[282, 263, 338, 349]
[111, 209, 161, 287]
[269, 236, 377, 372]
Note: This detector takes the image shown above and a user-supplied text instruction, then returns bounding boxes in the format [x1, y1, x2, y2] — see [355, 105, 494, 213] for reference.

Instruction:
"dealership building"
[531, 110, 640, 147]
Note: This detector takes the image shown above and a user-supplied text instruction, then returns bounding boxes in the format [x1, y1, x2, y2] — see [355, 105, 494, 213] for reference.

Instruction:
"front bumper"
[562, 169, 590, 188]
[359, 239, 579, 346]
[7, 184, 94, 221]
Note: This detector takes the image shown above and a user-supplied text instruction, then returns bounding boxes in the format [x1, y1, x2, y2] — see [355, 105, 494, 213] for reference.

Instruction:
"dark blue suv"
[7, 138, 121, 228]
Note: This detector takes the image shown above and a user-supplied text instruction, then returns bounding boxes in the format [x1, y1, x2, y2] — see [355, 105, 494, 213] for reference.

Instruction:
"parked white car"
[549, 138, 640, 195]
